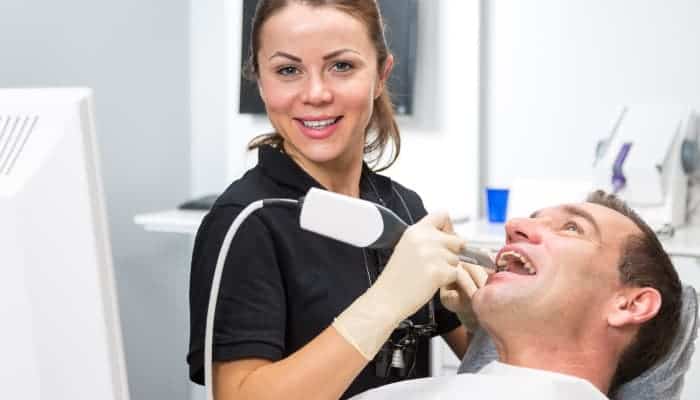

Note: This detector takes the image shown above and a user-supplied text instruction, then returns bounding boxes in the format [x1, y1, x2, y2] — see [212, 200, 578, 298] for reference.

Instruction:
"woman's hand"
[374, 212, 465, 320]
[333, 212, 464, 360]
[440, 262, 490, 332]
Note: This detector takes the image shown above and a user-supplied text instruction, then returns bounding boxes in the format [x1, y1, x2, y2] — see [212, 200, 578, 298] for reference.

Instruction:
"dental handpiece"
[458, 247, 496, 271]
[298, 188, 497, 271]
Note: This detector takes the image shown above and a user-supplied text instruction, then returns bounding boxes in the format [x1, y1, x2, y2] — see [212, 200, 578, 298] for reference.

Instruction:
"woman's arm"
[213, 213, 464, 400]
[214, 327, 365, 400]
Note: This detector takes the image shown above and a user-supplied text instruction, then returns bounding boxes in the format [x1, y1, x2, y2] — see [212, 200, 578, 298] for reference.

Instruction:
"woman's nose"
[505, 217, 544, 244]
[301, 74, 333, 105]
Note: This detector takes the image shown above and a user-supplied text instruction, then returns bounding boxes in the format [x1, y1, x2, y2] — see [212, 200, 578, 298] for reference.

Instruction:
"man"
[353, 191, 693, 399]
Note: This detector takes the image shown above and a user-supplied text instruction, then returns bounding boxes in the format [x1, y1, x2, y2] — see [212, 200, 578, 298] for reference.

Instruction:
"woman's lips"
[294, 116, 342, 140]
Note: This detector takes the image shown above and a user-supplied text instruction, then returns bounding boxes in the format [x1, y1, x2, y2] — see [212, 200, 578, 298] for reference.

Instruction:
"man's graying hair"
[586, 190, 682, 392]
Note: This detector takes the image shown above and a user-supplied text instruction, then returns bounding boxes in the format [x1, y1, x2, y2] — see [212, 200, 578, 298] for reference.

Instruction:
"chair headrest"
[613, 284, 698, 399]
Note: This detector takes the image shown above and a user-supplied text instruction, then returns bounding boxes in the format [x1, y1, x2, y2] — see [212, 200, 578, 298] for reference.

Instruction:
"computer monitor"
[0, 88, 129, 399]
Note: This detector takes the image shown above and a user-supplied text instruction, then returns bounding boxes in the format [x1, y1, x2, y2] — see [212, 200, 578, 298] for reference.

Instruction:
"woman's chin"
[302, 149, 346, 165]
[288, 140, 351, 165]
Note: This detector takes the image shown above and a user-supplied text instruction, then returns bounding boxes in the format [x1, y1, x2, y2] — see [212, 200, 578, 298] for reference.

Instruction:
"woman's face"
[256, 3, 391, 169]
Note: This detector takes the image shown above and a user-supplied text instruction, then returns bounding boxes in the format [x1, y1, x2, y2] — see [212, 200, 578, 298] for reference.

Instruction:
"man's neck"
[494, 333, 619, 394]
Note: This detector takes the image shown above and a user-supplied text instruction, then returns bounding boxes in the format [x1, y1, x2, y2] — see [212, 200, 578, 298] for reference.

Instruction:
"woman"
[187, 1, 469, 398]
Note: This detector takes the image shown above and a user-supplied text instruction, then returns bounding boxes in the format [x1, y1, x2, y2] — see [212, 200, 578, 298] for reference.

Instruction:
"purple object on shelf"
[612, 142, 633, 194]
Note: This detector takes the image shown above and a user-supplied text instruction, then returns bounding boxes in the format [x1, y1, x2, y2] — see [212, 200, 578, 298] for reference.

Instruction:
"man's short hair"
[585, 190, 683, 392]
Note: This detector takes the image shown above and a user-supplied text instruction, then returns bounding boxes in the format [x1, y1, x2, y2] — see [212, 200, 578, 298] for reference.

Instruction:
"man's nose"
[505, 217, 544, 244]
[301, 74, 333, 105]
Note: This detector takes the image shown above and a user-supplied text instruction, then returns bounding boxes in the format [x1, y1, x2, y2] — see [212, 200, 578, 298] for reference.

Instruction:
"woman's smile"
[294, 116, 344, 140]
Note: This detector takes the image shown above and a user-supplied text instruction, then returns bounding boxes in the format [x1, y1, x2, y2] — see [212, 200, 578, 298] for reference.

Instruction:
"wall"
[384, 0, 481, 219]
[190, 0, 482, 220]
[483, 0, 700, 204]
[483, 1, 700, 398]
[0, 1, 191, 399]
[190, 0, 271, 198]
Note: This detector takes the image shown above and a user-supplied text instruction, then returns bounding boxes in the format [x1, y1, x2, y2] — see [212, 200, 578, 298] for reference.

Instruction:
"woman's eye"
[331, 62, 353, 72]
[277, 66, 299, 76]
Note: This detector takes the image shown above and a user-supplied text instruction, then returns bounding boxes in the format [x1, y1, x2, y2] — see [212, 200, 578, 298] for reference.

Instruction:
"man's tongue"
[507, 260, 532, 276]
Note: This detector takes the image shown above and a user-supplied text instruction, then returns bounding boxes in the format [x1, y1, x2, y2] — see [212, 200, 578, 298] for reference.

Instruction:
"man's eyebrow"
[269, 51, 301, 62]
[530, 210, 541, 219]
[562, 205, 601, 237]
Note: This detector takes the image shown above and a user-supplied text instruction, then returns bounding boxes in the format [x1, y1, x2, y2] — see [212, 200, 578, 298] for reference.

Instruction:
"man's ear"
[375, 54, 394, 99]
[608, 287, 662, 328]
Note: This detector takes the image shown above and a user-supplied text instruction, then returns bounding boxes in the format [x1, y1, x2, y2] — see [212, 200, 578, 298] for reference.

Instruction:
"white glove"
[333, 212, 464, 360]
[439, 262, 489, 332]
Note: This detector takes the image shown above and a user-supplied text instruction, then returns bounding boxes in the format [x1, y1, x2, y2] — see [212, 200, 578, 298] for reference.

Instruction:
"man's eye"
[563, 222, 582, 233]
[277, 66, 299, 76]
[331, 62, 353, 72]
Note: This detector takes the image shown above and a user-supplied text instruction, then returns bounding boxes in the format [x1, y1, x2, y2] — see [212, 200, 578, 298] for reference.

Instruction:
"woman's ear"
[258, 83, 266, 103]
[608, 287, 662, 328]
[375, 54, 394, 99]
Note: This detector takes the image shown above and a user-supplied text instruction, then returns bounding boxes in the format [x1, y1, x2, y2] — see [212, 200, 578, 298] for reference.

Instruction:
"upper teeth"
[302, 118, 337, 128]
[496, 250, 536, 275]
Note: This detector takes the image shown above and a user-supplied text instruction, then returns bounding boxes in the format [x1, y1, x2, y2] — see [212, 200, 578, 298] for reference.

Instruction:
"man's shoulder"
[479, 361, 608, 400]
[350, 370, 607, 400]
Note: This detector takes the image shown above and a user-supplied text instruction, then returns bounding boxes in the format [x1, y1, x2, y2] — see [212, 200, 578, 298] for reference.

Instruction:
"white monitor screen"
[0, 88, 129, 399]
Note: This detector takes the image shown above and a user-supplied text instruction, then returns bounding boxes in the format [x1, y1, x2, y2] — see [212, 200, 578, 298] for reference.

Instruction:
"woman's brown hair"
[244, 0, 400, 171]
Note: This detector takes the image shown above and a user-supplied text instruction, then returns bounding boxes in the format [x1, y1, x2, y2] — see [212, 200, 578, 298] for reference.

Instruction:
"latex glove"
[440, 262, 489, 332]
[333, 212, 464, 360]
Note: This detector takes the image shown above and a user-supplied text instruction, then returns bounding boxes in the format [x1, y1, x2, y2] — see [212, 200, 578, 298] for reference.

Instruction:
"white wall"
[484, 0, 700, 190]
[483, 1, 700, 398]
[190, 0, 274, 197]
[191, 0, 482, 220]
[190, 0, 270, 198]
[0, 1, 192, 399]
[382, 0, 481, 219]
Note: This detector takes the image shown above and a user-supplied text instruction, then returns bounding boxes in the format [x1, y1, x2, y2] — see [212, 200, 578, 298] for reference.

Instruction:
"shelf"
[134, 210, 700, 259]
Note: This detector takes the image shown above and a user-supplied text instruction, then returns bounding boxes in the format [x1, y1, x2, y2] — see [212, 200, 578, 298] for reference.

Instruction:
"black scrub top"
[187, 145, 460, 399]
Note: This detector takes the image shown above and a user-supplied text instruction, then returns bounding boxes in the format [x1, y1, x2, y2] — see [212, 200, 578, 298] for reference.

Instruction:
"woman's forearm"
[214, 326, 367, 400]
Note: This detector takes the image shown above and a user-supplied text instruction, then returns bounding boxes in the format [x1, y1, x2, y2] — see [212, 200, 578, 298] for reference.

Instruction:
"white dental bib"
[350, 361, 608, 400]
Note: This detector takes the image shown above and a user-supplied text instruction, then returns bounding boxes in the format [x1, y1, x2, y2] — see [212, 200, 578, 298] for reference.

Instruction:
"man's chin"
[474, 280, 536, 314]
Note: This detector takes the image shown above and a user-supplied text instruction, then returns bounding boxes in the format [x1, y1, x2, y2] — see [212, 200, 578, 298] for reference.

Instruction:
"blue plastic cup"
[486, 188, 509, 223]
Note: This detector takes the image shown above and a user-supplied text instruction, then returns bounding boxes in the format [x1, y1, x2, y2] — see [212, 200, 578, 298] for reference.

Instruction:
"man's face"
[472, 202, 642, 337]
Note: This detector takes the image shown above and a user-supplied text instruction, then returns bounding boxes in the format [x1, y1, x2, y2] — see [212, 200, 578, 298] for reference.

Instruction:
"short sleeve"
[187, 206, 286, 384]
[432, 291, 462, 336]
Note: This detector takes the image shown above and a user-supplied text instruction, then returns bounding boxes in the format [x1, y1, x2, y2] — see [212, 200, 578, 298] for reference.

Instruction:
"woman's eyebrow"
[323, 48, 360, 60]
[269, 49, 361, 62]
[269, 51, 301, 62]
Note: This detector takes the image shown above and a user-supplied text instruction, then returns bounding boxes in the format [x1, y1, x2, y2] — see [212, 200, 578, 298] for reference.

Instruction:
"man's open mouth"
[495, 250, 536, 276]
